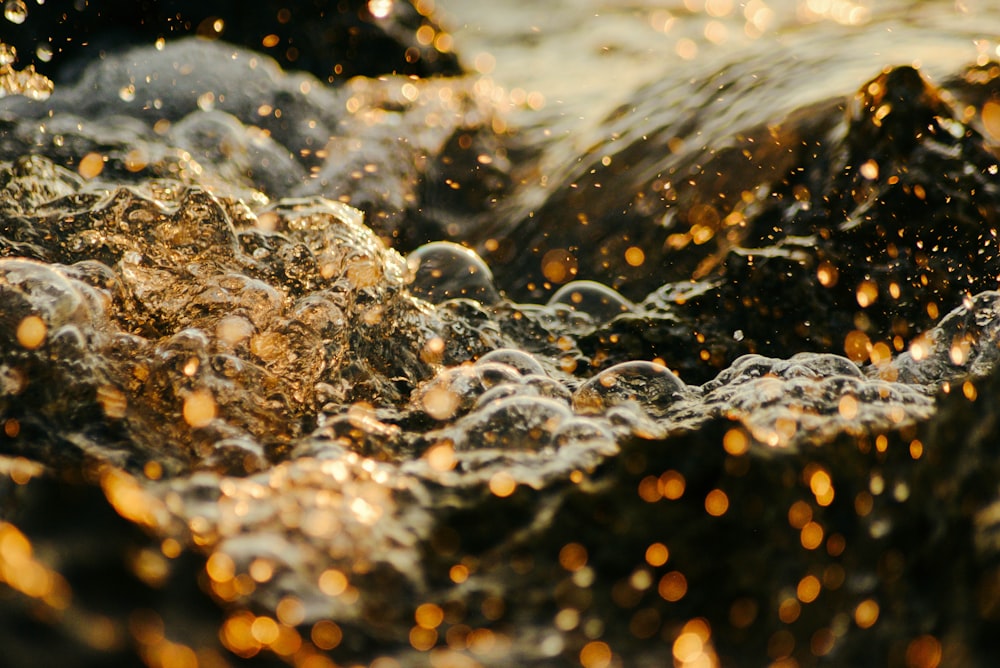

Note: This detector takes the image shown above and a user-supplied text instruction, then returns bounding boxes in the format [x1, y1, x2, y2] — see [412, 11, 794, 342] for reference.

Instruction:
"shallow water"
[2, 1, 1000, 667]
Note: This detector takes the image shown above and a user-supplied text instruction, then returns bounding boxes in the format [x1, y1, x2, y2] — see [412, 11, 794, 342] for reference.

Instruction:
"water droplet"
[4, 0, 27, 25]
[0, 43, 16, 66]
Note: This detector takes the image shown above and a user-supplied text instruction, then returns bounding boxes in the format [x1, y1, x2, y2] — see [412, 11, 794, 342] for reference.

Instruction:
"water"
[444, 0, 1000, 126]
[3, 1, 1000, 667]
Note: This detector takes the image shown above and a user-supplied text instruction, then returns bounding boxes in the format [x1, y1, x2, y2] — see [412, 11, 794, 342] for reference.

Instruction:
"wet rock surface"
[2, 4, 1000, 668]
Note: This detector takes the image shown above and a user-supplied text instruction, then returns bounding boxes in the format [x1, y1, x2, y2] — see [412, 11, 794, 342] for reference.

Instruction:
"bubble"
[522, 375, 572, 403]
[476, 348, 545, 376]
[413, 363, 522, 421]
[548, 280, 633, 322]
[0, 260, 94, 331]
[551, 418, 616, 450]
[450, 395, 572, 451]
[407, 241, 501, 305]
[573, 361, 685, 416]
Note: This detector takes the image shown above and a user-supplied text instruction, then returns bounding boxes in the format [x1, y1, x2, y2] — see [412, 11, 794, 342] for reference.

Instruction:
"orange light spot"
[488, 471, 516, 497]
[206, 552, 235, 583]
[705, 489, 729, 516]
[816, 261, 839, 287]
[182, 390, 217, 428]
[15, 315, 46, 349]
[800, 521, 824, 550]
[658, 571, 687, 602]
[425, 441, 456, 472]
[778, 597, 801, 624]
[449, 564, 469, 583]
[415, 603, 444, 629]
[854, 599, 879, 628]
[310, 620, 342, 650]
[318, 569, 348, 597]
[638, 475, 662, 502]
[844, 330, 871, 362]
[838, 395, 858, 420]
[659, 470, 686, 500]
[796, 575, 821, 603]
[410, 625, 438, 651]
[983, 100, 1000, 142]
[78, 152, 105, 179]
[625, 246, 646, 267]
[859, 159, 879, 180]
[905, 635, 942, 668]
[809, 469, 834, 507]
[856, 280, 878, 308]
[645, 542, 669, 567]
[541, 248, 578, 284]
[788, 500, 813, 529]
[559, 543, 588, 572]
[580, 640, 613, 668]
[723, 428, 749, 455]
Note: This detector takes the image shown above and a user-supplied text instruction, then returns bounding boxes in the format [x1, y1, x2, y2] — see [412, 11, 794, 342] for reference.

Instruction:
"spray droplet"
[0, 43, 15, 66]
[4, 0, 27, 24]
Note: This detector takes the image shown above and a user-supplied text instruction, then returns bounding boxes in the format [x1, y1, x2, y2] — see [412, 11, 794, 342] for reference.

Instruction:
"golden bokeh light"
[660, 470, 686, 500]
[854, 599, 879, 628]
[705, 489, 730, 517]
[559, 542, 588, 572]
[15, 314, 46, 349]
[723, 428, 749, 455]
[78, 152, 105, 179]
[800, 521, 824, 550]
[658, 571, 688, 602]
[796, 575, 821, 603]
[645, 542, 669, 567]
[580, 640, 613, 668]
[488, 471, 516, 497]
[905, 635, 942, 668]
[183, 389, 217, 428]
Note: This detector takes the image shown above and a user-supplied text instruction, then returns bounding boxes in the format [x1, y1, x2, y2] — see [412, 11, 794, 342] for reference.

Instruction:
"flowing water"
[3, 1, 1000, 667]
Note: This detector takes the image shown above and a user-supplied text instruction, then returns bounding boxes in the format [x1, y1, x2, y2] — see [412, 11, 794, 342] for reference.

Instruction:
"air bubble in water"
[476, 348, 546, 376]
[407, 241, 501, 305]
[4, 0, 27, 24]
[573, 361, 686, 416]
[547, 280, 634, 322]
